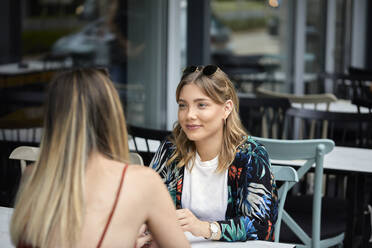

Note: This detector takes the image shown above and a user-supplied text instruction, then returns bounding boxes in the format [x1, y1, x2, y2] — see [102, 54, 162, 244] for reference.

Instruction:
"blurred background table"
[292, 99, 370, 113]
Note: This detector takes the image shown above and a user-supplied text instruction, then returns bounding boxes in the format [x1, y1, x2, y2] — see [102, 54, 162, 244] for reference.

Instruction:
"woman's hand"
[176, 208, 210, 238]
[135, 224, 152, 248]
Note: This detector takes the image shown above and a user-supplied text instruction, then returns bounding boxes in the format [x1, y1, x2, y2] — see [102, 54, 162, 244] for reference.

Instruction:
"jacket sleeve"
[149, 140, 179, 205]
[216, 142, 277, 241]
[149, 140, 172, 180]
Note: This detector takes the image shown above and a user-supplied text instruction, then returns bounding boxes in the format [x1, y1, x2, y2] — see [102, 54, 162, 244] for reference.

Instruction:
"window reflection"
[210, 0, 290, 94]
[1, 0, 168, 131]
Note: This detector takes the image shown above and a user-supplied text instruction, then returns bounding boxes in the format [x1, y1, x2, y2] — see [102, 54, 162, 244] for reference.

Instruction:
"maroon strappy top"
[17, 164, 128, 248]
[96, 163, 128, 247]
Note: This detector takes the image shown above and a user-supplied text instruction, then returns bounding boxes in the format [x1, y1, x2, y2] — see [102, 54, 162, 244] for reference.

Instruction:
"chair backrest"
[254, 137, 334, 246]
[256, 88, 338, 141]
[347, 68, 372, 113]
[239, 95, 291, 138]
[256, 87, 338, 111]
[9, 146, 40, 173]
[285, 107, 372, 148]
[320, 72, 372, 113]
[270, 165, 298, 242]
[129, 152, 144, 165]
[0, 114, 42, 207]
[127, 124, 171, 166]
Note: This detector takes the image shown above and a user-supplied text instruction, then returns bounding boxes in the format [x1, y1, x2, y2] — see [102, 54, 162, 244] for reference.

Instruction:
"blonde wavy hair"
[168, 65, 247, 173]
[10, 68, 129, 247]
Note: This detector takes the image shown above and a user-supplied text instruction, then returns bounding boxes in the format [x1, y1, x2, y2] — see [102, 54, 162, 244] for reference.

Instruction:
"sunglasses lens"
[183, 65, 197, 75]
[203, 65, 218, 76]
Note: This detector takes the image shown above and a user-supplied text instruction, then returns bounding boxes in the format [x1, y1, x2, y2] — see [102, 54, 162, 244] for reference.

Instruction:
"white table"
[0, 207, 13, 248]
[0, 208, 296, 248]
[292, 99, 370, 113]
[270, 146, 372, 173]
[186, 232, 295, 248]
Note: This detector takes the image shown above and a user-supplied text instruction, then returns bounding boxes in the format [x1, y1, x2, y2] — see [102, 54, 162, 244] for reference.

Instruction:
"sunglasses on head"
[182, 65, 218, 76]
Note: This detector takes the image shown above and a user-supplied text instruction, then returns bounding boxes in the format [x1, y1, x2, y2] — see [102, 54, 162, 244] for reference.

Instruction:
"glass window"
[210, 0, 292, 94]
[305, 0, 326, 93]
[2, 0, 169, 129]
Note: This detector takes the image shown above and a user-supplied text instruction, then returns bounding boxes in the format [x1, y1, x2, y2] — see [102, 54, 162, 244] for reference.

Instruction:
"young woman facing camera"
[10, 69, 189, 248]
[150, 65, 278, 242]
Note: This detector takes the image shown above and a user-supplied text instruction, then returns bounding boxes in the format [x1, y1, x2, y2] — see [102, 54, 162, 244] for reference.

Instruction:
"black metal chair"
[285, 108, 372, 149]
[126, 124, 171, 166]
[320, 72, 372, 113]
[239, 95, 291, 139]
[348, 67, 372, 113]
[0, 115, 42, 207]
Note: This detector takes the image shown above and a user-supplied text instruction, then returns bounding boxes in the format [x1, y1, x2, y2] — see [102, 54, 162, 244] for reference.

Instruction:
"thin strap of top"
[96, 164, 128, 248]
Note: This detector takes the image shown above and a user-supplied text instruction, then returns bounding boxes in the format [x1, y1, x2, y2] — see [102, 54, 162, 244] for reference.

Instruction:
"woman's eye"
[198, 103, 207, 108]
[178, 103, 186, 109]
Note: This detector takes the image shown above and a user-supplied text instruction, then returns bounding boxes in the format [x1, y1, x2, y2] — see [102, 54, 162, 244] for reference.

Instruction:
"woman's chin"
[184, 132, 201, 142]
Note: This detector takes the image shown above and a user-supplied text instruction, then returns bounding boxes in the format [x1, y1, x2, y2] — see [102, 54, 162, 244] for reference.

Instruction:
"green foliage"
[212, 0, 268, 32]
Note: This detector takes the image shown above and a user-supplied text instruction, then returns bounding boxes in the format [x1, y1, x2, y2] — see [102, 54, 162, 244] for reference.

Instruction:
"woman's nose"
[186, 106, 197, 119]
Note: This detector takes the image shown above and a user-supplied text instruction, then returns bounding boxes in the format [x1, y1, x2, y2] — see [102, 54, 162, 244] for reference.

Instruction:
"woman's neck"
[195, 132, 223, 162]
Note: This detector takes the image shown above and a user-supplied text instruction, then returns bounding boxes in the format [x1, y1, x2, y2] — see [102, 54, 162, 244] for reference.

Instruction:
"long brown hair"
[10, 68, 129, 247]
[168, 66, 247, 173]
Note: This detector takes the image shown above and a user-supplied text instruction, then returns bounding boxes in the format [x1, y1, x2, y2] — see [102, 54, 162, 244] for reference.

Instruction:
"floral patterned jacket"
[149, 136, 278, 242]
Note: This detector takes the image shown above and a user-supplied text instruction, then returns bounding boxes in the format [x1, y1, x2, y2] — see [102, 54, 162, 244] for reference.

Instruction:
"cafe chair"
[127, 124, 171, 166]
[348, 67, 372, 113]
[0, 114, 42, 207]
[271, 165, 299, 242]
[239, 95, 291, 139]
[9, 146, 39, 173]
[256, 87, 338, 141]
[253, 137, 343, 248]
[285, 108, 372, 149]
[129, 152, 144, 166]
[320, 72, 372, 113]
[256, 87, 338, 111]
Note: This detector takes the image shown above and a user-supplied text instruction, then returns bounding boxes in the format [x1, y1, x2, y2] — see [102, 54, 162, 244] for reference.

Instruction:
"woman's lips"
[186, 124, 202, 130]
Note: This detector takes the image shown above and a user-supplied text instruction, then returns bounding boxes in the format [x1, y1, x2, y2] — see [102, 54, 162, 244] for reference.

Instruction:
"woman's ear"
[223, 100, 233, 119]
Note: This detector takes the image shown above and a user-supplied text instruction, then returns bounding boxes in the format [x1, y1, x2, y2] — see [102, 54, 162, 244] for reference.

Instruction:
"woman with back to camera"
[150, 65, 278, 242]
[10, 68, 189, 248]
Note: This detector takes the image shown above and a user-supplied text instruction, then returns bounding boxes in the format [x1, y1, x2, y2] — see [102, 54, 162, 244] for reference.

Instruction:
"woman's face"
[177, 83, 228, 144]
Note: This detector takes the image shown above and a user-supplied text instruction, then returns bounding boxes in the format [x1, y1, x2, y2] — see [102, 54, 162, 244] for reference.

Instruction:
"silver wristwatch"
[209, 222, 219, 240]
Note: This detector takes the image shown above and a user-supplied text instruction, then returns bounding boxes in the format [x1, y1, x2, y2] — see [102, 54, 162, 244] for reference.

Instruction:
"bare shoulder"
[126, 165, 161, 183]
[124, 165, 164, 191]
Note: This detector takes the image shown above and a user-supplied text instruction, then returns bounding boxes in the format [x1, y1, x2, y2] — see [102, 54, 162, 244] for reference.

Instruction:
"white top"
[181, 153, 228, 222]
